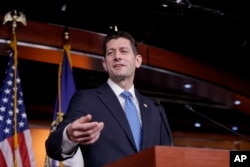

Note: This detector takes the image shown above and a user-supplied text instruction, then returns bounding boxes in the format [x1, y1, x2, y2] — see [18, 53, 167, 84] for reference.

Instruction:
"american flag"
[0, 39, 35, 167]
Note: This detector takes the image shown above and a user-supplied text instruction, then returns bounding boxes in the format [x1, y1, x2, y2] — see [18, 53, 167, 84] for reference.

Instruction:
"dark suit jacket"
[45, 82, 173, 167]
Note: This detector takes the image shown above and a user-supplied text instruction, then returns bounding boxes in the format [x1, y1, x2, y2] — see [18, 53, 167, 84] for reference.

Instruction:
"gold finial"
[114, 25, 118, 32]
[3, 10, 27, 33]
[64, 26, 69, 43]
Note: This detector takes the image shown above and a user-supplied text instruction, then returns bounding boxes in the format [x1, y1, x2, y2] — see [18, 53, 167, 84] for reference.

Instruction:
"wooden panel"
[0, 16, 105, 55]
[1, 15, 250, 96]
[147, 46, 250, 96]
[1, 15, 250, 115]
[137, 43, 148, 64]
[30, 127, 50, 167]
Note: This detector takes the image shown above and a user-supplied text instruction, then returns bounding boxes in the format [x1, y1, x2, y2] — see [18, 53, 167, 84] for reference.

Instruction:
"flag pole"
[3, 10, 27, 167]
[59, 27, 70, 167]
[44, 27, 72, 167]
[57, 27, 71, 125]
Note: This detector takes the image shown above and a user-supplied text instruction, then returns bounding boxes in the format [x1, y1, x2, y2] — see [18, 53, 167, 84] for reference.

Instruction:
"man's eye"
[121, 50, 128, 54]
[107, 51, 113, 56]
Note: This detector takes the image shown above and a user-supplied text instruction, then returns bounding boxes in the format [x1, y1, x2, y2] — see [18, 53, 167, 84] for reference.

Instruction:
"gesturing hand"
[66, 114, 104, 145]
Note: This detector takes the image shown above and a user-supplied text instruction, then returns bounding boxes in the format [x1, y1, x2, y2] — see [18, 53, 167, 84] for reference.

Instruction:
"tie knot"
[120, 91, 132, 99]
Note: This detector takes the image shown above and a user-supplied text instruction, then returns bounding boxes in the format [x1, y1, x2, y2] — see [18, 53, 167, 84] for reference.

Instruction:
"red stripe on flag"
[18, 131, 33, 167]
[0, 150, 8, 167]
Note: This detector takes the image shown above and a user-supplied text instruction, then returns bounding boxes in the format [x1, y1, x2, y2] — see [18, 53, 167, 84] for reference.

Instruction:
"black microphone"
[155, 100, 174, 146]
[185, 104, 250, 142]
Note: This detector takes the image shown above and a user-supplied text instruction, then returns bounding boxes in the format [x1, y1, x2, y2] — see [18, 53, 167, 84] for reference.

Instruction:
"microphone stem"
[187, 105, 250, 142]
[157, 101, 174, 146]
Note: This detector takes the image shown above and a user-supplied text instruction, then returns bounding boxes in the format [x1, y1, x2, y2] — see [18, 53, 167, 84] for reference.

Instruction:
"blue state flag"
[51, 44, 76, 132]
[47, 44, 84, 167]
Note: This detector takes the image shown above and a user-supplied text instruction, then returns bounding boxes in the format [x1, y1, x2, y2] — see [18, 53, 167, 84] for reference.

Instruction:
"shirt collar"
[107, 79, 136, 99]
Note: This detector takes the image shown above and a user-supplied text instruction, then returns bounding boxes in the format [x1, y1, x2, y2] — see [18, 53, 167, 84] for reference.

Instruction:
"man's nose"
[114, 52, 121, 59]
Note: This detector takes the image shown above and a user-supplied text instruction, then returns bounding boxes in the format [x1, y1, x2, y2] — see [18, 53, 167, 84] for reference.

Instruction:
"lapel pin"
[144, 104, 148, 108]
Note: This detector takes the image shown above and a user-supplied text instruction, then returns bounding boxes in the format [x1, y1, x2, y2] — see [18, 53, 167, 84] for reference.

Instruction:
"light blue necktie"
[121, 91, 142, 151]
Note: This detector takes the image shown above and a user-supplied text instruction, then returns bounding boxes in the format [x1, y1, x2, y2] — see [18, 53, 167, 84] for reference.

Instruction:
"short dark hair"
[103, 31, 139, 56]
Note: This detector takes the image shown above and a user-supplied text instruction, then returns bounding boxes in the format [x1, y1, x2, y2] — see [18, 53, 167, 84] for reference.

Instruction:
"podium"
[104, 146, 230, 167]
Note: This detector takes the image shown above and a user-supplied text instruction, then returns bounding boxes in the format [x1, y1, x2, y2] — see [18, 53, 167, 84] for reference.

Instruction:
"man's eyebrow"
[106, 48, 115, 51]
[119, 46, 130, 50]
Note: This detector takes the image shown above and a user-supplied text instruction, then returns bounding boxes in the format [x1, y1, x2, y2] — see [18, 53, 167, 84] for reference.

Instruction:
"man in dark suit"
[45, 31, 173, 167]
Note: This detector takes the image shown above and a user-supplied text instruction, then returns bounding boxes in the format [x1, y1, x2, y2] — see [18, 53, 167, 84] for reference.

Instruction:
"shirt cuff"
[61, 124, 79, 157]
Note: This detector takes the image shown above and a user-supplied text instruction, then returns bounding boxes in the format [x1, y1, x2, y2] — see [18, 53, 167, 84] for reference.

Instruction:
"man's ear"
[102, 58, 107, 71]
[135, 55, 142, 68]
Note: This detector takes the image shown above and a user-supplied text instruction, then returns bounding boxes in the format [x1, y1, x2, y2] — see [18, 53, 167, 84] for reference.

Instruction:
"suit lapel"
[135, 90, 152, 149]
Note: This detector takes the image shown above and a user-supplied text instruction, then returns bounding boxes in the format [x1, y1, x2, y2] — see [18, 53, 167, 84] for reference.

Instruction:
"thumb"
[78, 114, 92, 123]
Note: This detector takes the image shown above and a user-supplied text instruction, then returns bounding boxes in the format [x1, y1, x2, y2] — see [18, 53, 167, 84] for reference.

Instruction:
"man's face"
[102, 37, 142, 82]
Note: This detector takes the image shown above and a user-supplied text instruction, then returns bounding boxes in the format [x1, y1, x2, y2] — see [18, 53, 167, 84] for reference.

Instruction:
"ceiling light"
[162, 4, 168, 8]
[61, 4, 67, 11]
[231, 126, 238, 131]
[183, 83, 193, 89]
[194, 122, 201, 128]
[234, 100, 241, 105]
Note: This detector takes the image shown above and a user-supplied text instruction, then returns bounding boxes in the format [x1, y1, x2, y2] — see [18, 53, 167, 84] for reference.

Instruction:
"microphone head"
[154, 99, 161, 105]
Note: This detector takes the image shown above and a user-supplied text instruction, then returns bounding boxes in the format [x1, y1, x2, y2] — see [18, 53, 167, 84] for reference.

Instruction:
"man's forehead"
[106, 38, 131, 49]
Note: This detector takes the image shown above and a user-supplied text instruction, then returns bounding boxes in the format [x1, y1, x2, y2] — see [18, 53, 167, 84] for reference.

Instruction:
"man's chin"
[112, 75, 126, 81]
